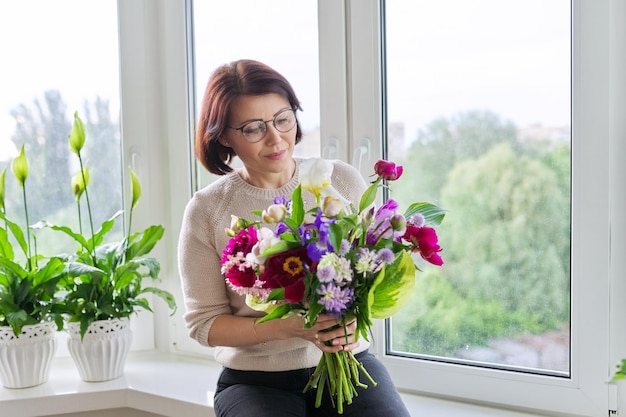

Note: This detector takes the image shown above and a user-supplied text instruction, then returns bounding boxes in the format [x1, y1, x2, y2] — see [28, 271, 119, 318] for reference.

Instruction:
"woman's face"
[222, 93, 297, 188]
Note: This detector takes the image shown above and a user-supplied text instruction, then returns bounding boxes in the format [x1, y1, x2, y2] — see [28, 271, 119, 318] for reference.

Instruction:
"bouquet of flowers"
[220, 158, 445, 413]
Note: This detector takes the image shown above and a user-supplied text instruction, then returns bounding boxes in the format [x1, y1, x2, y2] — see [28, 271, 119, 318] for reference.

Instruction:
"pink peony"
[402, 225, 444, 266]
[374, 160, 403, 181]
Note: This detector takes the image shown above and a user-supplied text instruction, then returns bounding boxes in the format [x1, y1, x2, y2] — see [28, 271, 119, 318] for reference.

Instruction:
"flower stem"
[20, 185, 33, 270]
[78, 154, 96, 263]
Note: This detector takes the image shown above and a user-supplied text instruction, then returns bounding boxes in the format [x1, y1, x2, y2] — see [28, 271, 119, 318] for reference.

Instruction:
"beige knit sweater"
[178, 157, 371, 371]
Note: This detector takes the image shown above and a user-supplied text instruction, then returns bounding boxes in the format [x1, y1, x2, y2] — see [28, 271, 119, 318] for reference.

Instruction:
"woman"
[178, 59, 411, 417]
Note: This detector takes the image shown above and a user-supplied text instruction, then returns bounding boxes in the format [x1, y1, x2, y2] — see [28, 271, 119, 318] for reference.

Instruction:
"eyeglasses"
[227, 108, 297, 143]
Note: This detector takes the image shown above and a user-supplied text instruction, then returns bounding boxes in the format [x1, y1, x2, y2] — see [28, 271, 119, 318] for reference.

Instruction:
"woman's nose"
[263, 123, 282, 144]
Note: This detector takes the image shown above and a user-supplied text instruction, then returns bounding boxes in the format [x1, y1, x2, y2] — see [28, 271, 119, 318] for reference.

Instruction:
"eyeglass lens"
[241, 109, 296, 142]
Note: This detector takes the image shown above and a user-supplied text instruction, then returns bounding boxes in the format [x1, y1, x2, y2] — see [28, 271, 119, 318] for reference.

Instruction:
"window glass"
[191, 0, 320, 188]
[384, 0, 571, 376]
[0, 1, 121, 257]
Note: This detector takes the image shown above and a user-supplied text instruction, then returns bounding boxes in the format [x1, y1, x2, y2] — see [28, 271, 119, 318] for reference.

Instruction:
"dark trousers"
[213, 351, 411, 417]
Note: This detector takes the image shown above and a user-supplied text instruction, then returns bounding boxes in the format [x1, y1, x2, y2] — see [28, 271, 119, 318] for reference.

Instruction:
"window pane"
[385, 0, 571, 376]
[192, 0, 320, 187]
[0, 1, 122, 256]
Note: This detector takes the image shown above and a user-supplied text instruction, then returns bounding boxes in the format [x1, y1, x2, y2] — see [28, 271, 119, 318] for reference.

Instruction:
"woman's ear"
[219, 136, 230, 147]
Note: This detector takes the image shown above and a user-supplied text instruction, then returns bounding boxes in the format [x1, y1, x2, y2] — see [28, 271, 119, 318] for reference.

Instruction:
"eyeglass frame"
[226, 108, 298, 143]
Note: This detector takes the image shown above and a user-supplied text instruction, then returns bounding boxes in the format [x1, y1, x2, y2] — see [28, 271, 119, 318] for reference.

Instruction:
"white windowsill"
[0, 350, 547, 417]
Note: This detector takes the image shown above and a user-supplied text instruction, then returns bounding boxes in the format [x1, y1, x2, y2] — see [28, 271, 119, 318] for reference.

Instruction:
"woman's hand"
[282, 314, 360, 353]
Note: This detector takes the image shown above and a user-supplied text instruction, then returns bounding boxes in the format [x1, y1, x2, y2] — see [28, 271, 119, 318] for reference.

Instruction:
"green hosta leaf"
[404, 202, 447, 226]
[368, 251, 416, 319]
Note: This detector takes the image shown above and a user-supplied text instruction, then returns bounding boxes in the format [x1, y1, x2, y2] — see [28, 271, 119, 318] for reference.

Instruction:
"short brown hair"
[195, 59, 303, 175]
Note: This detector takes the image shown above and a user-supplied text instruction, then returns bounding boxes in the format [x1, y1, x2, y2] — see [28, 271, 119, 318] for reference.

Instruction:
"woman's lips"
[266, 149, 286, 160]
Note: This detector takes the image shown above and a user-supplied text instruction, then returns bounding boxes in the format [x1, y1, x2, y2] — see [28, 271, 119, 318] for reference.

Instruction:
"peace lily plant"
[0, 146, 67, 336]
[44, 112, 176, 339]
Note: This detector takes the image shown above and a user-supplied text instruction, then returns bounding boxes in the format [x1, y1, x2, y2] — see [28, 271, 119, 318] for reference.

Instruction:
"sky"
[0, 0, 570, 162]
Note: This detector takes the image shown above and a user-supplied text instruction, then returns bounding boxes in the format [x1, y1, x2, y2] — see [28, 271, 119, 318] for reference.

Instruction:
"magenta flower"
[221, 225, 258, 261]
[220, 225, 260, 289]
[402, 225, 444, 266]
[374, 160, 403, 181]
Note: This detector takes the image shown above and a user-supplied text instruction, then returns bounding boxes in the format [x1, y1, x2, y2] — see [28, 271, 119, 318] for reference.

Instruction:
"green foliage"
[391, 109, 519, 205]
[1, 105, 176, 340]
[45, 112, 176, 340]
[0, 193, 66, 335]
[393, 270, 555, 356]
[389, 109, 571, 357]
[440, 143, 569, 324]
[5, 91, 123, 255]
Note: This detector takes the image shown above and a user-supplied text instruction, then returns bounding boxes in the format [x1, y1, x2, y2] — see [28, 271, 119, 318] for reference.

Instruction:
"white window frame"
[126, 0, 626, 415]
[342, 1, 623, 416]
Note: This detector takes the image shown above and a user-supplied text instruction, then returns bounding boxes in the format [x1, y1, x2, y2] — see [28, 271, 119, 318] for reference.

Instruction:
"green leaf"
[140, 286, 177, 313]
[256, 303, 293, 324]
[44, 222, 90, 250]
[368, 251, 416, 319]
[258, 240, 291, 258]
[126, 225, 164, 260]
[404, 202, 447, 226]
[66, 261, 105, 280]
[291, 185, 304, 226]
[0, 228, 14, 260]
[92, 211, 123, 247]
[31, 257, 65, 287]
[358, 182, 379, 213]
[0, 168, 6, 210]
[328, 222, 344, 255]
[0, 256, 28, 280]
[0, 211, 28, 258]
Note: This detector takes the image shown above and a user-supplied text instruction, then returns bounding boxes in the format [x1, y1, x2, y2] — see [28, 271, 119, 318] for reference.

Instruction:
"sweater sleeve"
[177, 183, 233, 347]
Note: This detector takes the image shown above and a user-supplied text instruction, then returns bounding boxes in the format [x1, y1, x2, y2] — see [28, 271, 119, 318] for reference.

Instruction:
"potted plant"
[46, 112, 176, 382]
[0, 146, 67, 389]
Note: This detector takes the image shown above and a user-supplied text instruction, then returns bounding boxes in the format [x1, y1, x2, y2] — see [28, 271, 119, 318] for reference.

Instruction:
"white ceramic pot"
[67, 318, 132, 382]
[0, 322, 57, 389]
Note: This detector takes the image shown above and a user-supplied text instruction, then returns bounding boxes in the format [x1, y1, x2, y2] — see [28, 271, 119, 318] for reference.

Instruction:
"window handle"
[352, 138, 370, 171]
[322, 137, 339, 160]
